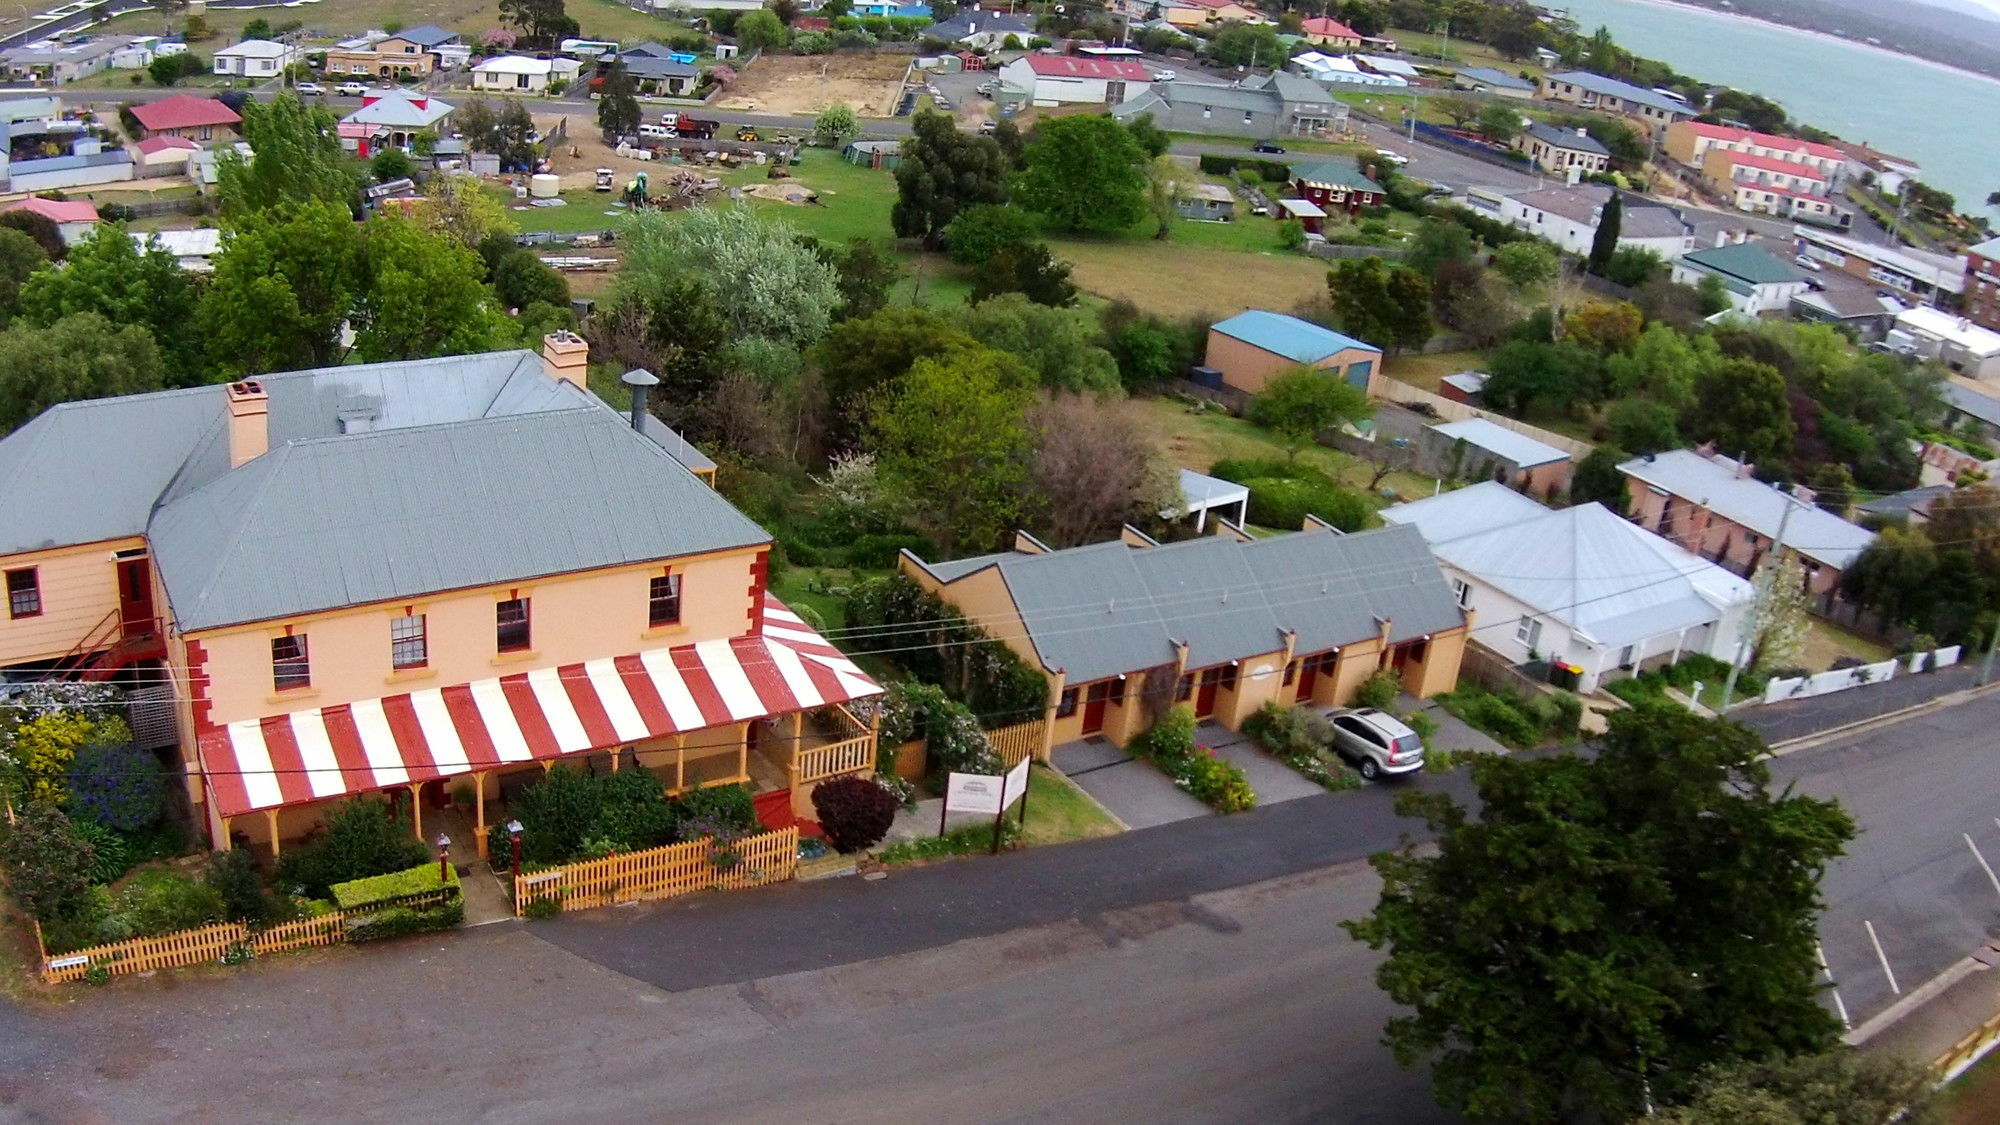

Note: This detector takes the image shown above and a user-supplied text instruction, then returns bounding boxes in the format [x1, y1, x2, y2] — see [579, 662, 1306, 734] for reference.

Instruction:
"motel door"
[1081, 682, 1111, 735]
[1194, 670, 1220, 718]
[116, 553, 155, 640]
[1295, 656, 1321, 701]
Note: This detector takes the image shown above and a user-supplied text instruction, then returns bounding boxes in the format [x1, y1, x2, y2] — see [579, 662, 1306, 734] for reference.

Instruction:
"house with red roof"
[133, 133, 199, 176]
[128, 94, 241, 141]
[1697, 145, 1851, 227]
[1662, 119, 1847, 184]
[998, 53, 1152, 107]
[1301, 16, 1361, 49]
[2, 194, 98, 245]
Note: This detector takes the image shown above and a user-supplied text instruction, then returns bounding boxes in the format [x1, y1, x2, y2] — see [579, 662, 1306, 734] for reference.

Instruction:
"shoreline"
[1568, 0, 2000, 90]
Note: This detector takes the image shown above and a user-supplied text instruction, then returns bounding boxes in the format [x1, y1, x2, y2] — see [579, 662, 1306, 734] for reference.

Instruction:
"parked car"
[294, 82, 325, 95]
[334, 81, 368, 96]
[1794, 254, 1822, 271]
[1325, 708, 1424, 780]
[1153, 68, 1177, 81]
[1374, 148, 1409, 166]
[1251, 140, 1286, 154]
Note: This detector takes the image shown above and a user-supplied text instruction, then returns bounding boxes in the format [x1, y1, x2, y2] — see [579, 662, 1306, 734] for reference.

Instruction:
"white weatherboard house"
[471, 54, 582, 92]
[212, 39, 301, 78]
[1383, 482, 1754, 692]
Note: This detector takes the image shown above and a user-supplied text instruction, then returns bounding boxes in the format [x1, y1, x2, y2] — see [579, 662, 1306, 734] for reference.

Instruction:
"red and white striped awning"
[198, 597, 879, 820]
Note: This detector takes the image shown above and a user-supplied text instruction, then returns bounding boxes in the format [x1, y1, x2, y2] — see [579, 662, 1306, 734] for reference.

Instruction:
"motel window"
[390, 614, 428, 669]
[5, 567, 40, 618]
[1283, 659, 1298, 686]
[272, 634, 310, 691]
[648, 574, 683, 627]
[1176, 673, 1194, 701]
[1218, 663, 1240, 691]
[1056, 687, 1079, 718]
[1450, 578, 1471, 609]
[496, 597, 532, 652]
[1514, 616, 1542, 653]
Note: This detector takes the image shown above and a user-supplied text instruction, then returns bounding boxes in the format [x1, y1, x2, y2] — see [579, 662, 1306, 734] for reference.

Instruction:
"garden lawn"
[1383, 350, 1491, 393]
[1051, 238, 1329, 318]
[1384, 27, 1544, 75]
[1131, 396, 1438, 511]
[1018, 765, 1121, 847]
[769, 566, 860, 633]
[1798, 619, 1894, 672]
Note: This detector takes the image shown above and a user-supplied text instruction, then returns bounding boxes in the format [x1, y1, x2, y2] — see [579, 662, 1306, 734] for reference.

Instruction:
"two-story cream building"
[0, 334, 881, 857]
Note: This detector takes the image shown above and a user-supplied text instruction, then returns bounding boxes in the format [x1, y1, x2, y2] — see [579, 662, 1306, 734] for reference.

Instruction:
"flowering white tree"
[617, 205, 842, 352]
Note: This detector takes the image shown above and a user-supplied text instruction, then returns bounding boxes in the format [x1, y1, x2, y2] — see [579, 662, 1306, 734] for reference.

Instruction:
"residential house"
[1793, 225, 1964, 306]
[133, 134, 200, 177]
[1176, 0, 1265, 24]
[852, 0, 931, 17]
[617, 44, 703, 96]
[1663, 120, 1846, 184]
[1453, 66, 1534, 99]
[1291, 51, 1407, 87]
[925, 11, 1033, 48]
[1826, 138, 1921, 197]
[998, 55, 1150, 107]
[1354, 54, 1419, 80]
[1382, 483, 1755, 693]
[1941, 379, 2000, 446]
[1700, 148, 1848, 228]
[1537, 70, 1693, 132]
[3, 195, 97, 245]
[1289, 160, 1384, 220]
[1176, 181, 1235, 220]
[1247, 71, 1346, 135]
[1110, 80, 1281, 138]
[901, 522, 1468, 751]
[323, 34, 438, 81]
[0, 333, 882, 857]
[1856, 484, 1953, 526]
[1420, 418, 1573, 496]
[1891, 306, 2000, 381]
[110, 36, 166, 69]
[1300, 16, 1361, 49]
[133, 227, 222, 271]
[1496, 184, 1693, 259]
[0, 94, 60, 129]
[3, 145, 133, 193]
[1670, 241, 1809, 315]
[1517, 122, 1610, 176]
[211, 39, 300, 78]
[128, 94, 241, 141]
[1204, 310, 1380, 394]
[1617, 448, 1875, 596]
[1788, 286, 1900, 340]
[1962, 236, 2000, 333]
[471, 54, 583, 93]
[339, 90, 454, 157]
[0, 36, 128, 83]
[395, 24, 465, 67]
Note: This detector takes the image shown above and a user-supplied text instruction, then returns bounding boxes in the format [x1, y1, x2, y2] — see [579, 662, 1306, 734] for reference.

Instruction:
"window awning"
[198, 597, 880, 820]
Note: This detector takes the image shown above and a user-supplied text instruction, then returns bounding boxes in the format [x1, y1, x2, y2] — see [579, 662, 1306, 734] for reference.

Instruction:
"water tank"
[529, 173, 561, 199]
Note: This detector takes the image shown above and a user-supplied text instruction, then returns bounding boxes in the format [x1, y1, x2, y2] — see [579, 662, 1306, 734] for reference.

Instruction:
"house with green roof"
[1670, 240, 1809, 316]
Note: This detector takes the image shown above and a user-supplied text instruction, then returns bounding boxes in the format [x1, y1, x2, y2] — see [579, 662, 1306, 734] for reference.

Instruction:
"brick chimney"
[225, 380, 269, 468]
[540, 330, 588, 390]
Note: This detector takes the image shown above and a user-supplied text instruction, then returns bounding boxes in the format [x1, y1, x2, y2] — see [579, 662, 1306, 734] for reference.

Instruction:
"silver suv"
[1327, 708, 1424, 780]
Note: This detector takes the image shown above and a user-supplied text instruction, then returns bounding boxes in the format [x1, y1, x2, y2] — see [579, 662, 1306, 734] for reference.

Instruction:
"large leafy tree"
[809, 304, 977, 447]
[892, 110, 1010, 249]
[197, 201, 366, 373]
[0, 312, 163, 433]
[497, 0, 577, 46]
[956, 293, 1119, 393]
[1659, 1051, 1937, 1125]
[351, 216, 505, 363]
[1346, 707, 1853, 1123]
[1588, 189, 1622, 273]
[596, 59, 640, 140]
[1688, 357, 1796, 467]
[1026, 394, 1171, 548]
[619, 204, 841, 351]
[0, 227, 47, 325]
[1012, 114, 1147, 234]
[1326, 256, 1431, 353]
[17, 224, 203, 384]
[217, 93, 360, 215]
[411, 172, 516, 250]
[870, 348, 1035, 555]
[1246, 365, 1373, 458]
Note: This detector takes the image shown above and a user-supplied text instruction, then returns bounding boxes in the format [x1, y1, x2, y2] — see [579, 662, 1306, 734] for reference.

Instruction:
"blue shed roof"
[1210, 310, 1379, 364]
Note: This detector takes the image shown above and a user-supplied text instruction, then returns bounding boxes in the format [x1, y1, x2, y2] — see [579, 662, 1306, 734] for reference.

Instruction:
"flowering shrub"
[1128, 706, 1256, 813]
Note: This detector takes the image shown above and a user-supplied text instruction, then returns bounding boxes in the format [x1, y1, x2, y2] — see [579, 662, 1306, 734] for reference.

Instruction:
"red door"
[1296, 656, 1321, 701]
[116, 556, 155, 640]
[1081, 682, 1110, 735]
[1194, 670, 1219, 718]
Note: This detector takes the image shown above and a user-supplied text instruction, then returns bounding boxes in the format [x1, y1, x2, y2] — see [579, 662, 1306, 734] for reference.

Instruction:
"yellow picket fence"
[1937, 1006, 2000, 1079]
[513, 826, 799, 914]
[987, 719, 1046, 767]
[37, 888, 460, 984]
[794, 734, 873, 784]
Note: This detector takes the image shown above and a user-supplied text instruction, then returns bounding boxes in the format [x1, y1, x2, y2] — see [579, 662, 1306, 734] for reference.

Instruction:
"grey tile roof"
[1523, 121, 1610, 156]
[396, 25, 459, 49]
[623, 55, 698, 79]
[923, 524, 1461, 682]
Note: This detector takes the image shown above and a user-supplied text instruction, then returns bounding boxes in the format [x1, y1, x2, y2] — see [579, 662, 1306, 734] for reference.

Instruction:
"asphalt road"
[0, 862, 1452, 1124]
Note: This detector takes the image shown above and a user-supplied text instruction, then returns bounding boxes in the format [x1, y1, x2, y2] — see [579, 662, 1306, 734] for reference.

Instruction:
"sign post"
[942, 758, 1033, 854]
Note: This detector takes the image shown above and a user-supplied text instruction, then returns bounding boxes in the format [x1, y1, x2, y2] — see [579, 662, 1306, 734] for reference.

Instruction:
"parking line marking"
[1967, 834, 2000, 900]
[1865, 920, 1901, 995]
[1817, 942, 1850, 1030]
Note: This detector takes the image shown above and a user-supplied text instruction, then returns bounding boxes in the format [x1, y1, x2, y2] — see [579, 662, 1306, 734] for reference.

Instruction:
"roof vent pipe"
[621, 368, 659, 432]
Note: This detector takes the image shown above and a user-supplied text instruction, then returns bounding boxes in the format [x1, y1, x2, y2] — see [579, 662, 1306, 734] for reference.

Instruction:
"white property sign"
[945, 757, 1030, 815]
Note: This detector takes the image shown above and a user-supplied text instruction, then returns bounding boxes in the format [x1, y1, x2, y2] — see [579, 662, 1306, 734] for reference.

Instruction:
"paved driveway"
[1052, 738, 1212, 829]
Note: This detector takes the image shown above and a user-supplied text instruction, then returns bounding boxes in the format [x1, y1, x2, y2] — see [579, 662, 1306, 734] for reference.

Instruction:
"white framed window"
[1514, 616, 1542, 651]
[390, 614, 427, 669]
[1450, 578, 1472, 609]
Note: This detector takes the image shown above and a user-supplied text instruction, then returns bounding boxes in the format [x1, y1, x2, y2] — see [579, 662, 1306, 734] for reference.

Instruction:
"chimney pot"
[621, 367, 659, 432]
[540, 329, 589, 390]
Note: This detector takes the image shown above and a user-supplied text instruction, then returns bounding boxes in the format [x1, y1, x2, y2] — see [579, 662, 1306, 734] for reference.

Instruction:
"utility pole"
[1720, 494, 1795, 711]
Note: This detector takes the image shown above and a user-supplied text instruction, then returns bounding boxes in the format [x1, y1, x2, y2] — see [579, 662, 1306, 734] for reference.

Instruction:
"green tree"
[369, 147, 414, 183]
[814, 102, 859, 147]
[197, 201, 366, 373]
[0, 806, 96, 922]
[1491, 241, 1557, 288]
[217, 93, 359, 215]
[870, 348, 1035, 554]
[1123, 112, 1169, 159]
[1345, 706, 1854, 1122]
[498, 0, 578, 45]
[1246, 365, 1373, 459]
[0, 209, 63, 259]
[619, 204, 842, 350]
[1571, 444, 1631, 509]
[1403, 218, 1476, 277]
[970, 241, 1077, 308]
[1142, 154, 1182, 240]
[494, 248, 570, 311]
[242, 16, 272, 39]
[1588, 189, 1622, 274]
[1689, 357, 1795, 467]
[893, 110, 1010, 249]
[0, 312, 162, 433]
[818, 236, 900, 321]
[1604, 321, 1716, 409]
[352, 216, 504, 363]
[1482, 338, 1604, 418]
[942, 203, 1039, 266]
[1658, 1051, 1937, 1125]
[596, 59, 641, 140]
[1605, 397, 1679, 454]
[957, 293, 1119, 393]
[1475, 102, 1522, 144]
[1432, 93, 1483, 130]
[736, 8, 790, 50]
[0, 227, 46, 326]
[1013, 115, 1147, 233]
[808, 304, 977, 444]
[412, 172, 517, 251]
[1603, 243, 1665, 287]
[1326, 256, 1431, 353]
[18, 224, 203, 384]
[1208, 22, 1283, 67]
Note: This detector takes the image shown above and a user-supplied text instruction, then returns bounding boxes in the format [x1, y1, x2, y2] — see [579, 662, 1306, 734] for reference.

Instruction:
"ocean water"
[1550, 0, 2000, 209]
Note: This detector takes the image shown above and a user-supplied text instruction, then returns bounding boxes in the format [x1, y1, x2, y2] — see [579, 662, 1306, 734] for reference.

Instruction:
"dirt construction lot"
[714, 53, 910, 116]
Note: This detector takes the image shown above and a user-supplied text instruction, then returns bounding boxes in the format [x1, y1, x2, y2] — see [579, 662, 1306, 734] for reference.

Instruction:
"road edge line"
[1767, 681, 2000, 756]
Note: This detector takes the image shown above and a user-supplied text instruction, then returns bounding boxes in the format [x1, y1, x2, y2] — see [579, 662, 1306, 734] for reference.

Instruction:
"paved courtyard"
[1051, 738, 1212, 829]
[1200, 723, 1326, 805]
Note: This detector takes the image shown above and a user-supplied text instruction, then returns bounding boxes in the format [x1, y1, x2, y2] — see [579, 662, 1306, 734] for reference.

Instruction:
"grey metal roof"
[1457, 66, 1532, 91]
[396, 25, 459, 48]
[150, 407, 766, 631]
[1254, 71, 1334, 106]
[1429, 418, 1569, 468]
[1523, 122, 1610, 156]
[1857, 484, 1951, 520]
[1617, 450, 1874, 570]
[623, 55, 698, 79]
[1149, 80, 1280, 115]
[923, 524, 1461, 682]
[1944, 381, 2000, 429]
